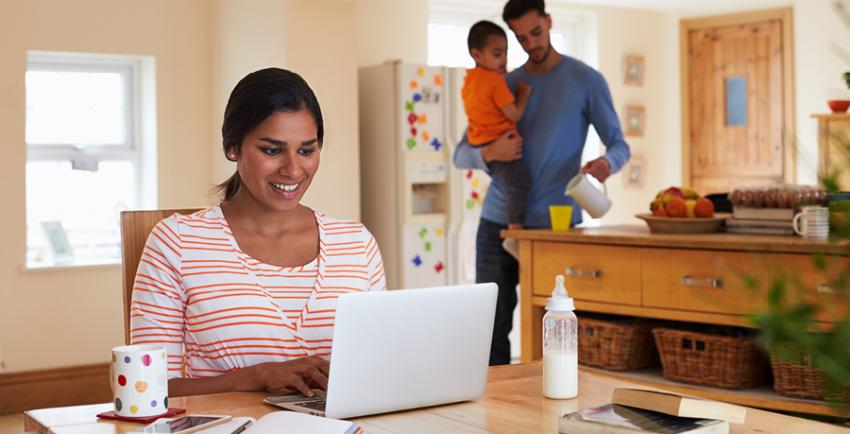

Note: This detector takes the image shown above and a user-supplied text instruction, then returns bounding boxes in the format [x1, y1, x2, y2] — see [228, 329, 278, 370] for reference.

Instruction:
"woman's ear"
[225, 147, 238, 162]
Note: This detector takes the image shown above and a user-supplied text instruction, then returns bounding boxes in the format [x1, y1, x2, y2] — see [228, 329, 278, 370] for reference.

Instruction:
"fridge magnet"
[417, 67, 425, 77]
[413, 93, 422, 102]
[418, 113, 428, 125]
[466, 199, 475, 210]
[418, 227, 428, 238]
[42, 220, 73, 262]
[434, 73, 443, 85]
[410, 127, 417, 137]
[407, 113, 417, 125]
[424, 241, 432, 252]
[410, 80, 418, 89]
[624, 105, 645, 137]
[412, 255, 422, 267]
[624, 55, 644, 86]
[434, 262, 444, 273]
[406, 138, 416, 150]
[405, 101, 414, 112]
[422, 130, 430, 141]
[435, 227, 444, 237]
[622, 155, 645, 189]
[465, 169, 473, 179]
[430, 138, 442, 151]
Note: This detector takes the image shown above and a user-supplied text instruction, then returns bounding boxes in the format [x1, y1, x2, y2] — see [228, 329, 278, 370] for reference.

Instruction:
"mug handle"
[792, 212, 804, 236]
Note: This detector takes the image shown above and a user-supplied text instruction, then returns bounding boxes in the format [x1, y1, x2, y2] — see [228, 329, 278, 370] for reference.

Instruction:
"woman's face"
[233, 109, 321, 212]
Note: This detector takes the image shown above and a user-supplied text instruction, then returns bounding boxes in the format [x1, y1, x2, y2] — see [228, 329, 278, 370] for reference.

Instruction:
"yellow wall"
[287, 0, 363, 220]
[0, 0, 213, 372]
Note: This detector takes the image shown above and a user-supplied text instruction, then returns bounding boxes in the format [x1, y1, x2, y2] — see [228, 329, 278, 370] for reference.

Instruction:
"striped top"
[129, 206, 386, 379]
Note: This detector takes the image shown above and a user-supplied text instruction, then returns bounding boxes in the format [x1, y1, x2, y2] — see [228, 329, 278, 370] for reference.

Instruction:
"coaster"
[96, 407, 186, 423]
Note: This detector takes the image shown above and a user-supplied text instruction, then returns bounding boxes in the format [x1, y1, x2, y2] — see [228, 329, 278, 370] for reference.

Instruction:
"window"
[25, 52, 156, 267]
[427, 1, 594, 70]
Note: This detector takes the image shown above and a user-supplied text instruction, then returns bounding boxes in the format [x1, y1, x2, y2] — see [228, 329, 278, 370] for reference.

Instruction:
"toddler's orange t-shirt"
[461, 67, 516, 145]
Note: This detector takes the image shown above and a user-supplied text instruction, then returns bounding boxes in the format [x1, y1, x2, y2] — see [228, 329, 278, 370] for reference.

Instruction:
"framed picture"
[41, 220, 74, 263]
[623, 155, 645, 189]
[624, 55, 644, 86]
[624, 105, 645, 137]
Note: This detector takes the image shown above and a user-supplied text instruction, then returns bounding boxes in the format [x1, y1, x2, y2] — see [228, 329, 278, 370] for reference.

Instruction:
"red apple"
[694, 198, 715, 218]
[666, 197, 688, 218]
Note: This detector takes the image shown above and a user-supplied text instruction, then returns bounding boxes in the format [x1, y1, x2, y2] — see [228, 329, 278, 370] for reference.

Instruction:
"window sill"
[21, 258, 121, 273]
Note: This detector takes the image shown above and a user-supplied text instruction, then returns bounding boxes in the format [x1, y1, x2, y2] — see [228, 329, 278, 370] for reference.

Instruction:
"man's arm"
[586, 71, 631, 176]
[453, 131, 523, 170]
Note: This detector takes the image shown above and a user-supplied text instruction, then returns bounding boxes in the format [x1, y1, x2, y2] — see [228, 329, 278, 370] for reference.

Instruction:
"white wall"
[356, 0, 429, 67]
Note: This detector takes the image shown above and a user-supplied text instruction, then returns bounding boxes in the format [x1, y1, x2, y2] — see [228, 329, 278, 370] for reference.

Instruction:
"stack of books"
[725, 207, 795, 236]
[559, 388, 746, 434]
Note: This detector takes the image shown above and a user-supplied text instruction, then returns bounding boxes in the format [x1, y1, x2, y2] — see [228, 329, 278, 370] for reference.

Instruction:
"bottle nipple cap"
[546, 274, 575, 311]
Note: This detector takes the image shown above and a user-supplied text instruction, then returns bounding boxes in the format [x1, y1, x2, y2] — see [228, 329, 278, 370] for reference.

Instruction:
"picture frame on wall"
[623, 155, 645, 189]
[624, 55, 644, 86]
[624, 105, 645, 137]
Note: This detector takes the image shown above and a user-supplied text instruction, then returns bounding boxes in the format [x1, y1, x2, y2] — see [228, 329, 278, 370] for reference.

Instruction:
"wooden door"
[683, 10, 794, 195]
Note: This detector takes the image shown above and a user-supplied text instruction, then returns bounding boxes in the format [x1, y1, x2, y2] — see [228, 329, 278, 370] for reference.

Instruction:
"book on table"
[611, 388, 746, 424]
[559, 404, 729, 434]
[242, 411, 361, 434]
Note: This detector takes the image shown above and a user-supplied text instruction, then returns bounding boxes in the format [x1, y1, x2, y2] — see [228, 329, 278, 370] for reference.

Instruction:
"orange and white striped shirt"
[129, 206, 385, 379]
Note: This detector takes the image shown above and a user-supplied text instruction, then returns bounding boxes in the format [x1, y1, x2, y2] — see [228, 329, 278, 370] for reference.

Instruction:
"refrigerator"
[359, 61, 491, 290]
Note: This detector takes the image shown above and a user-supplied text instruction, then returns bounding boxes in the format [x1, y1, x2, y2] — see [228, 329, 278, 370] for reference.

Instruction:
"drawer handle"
[565, 267, 602, 278]
[681, 276, 723, 288]
[816, 284, 848, 295]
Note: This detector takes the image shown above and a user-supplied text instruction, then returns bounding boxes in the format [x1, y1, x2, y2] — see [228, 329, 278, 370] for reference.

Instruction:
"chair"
[120, 209, 200, 344]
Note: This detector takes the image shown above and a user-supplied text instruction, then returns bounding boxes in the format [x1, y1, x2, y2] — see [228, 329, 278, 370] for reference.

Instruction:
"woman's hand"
[481, 131, 523, 163]
[243, 356, 330, 397]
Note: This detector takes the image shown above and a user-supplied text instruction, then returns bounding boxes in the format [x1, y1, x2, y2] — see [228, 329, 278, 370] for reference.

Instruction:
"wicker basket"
[770, 351, 850, 400]
[577, 315, 658, 371]
[652, 327, 768, 389]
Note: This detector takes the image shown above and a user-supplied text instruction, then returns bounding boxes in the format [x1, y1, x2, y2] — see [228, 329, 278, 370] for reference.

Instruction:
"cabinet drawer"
[532, 242, 641, 305]
[642, 248, 770, 315]
[770, 254, 849, 323]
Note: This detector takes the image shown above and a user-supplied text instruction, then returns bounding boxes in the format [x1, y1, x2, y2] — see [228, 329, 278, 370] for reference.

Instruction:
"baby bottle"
[542, 274, 578, 399]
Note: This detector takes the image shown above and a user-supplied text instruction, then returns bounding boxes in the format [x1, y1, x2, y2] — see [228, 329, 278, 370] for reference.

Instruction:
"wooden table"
[503, 225, 849, 416]
[23, 364, 847, 434]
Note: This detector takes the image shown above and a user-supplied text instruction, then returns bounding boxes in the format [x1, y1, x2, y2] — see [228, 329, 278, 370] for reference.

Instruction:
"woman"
[130, 68, 385, 397]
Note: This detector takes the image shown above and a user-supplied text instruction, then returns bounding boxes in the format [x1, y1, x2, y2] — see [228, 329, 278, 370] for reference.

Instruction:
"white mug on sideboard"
[110, 344, 169, 418]
[792, 206, 829, 240]
[564, 173, 611, 219]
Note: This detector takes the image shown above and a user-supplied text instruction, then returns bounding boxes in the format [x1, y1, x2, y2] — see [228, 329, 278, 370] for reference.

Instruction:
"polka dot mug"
[110, 344, 169, 418]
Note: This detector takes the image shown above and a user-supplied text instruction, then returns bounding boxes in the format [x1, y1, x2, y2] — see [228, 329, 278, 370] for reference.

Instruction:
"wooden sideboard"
[814, 113, 850, 190]
[504, 225, 850, 416]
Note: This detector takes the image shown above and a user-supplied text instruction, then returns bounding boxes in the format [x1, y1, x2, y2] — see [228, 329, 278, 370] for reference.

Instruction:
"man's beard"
[528, 43, 551, 64]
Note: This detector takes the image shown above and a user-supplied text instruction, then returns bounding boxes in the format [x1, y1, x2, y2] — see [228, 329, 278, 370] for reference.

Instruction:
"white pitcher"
[564, 173, 611, 218]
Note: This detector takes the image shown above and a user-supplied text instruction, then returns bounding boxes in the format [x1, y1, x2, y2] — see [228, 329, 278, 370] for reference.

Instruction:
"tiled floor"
[0, 414, 23, 434]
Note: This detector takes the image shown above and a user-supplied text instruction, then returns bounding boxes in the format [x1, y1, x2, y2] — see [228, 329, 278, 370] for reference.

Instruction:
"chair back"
[120, 209, 200, 344]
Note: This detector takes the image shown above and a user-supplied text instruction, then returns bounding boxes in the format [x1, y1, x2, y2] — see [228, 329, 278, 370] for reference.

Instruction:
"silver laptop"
[264, 283, 497, 419]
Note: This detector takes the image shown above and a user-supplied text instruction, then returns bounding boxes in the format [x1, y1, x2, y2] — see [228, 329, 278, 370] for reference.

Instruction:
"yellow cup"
[549, 205, 573, 232]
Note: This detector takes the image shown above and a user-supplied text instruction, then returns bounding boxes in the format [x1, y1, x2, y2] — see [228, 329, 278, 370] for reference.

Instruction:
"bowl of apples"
[636, 187, 727, 234]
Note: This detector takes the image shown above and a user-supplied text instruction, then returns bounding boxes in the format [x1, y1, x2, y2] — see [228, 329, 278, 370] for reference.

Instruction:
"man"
[453, 0, 631, 365]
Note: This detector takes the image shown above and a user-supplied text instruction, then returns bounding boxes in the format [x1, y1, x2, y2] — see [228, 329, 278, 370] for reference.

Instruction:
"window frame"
[24, 51, 151, 267]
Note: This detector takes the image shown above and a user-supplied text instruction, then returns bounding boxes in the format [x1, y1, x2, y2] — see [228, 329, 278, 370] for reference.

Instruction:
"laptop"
[264, 283, 497, 419]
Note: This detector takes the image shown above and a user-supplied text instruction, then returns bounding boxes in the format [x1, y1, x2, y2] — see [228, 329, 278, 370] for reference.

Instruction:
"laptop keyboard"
[296, 400, 327, 411]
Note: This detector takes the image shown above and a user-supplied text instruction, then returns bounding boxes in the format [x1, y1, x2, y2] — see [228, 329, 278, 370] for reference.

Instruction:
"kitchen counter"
[501, 224, 849, 416]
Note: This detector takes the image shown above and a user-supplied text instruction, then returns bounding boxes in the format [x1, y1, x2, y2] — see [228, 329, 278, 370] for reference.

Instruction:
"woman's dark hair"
[467, 20, 507, 54]
[218, 68, 324, 201]
[502, 0, 546, 22]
